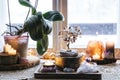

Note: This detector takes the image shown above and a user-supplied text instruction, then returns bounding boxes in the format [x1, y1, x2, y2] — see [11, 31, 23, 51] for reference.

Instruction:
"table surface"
[0, 60, 120, 80]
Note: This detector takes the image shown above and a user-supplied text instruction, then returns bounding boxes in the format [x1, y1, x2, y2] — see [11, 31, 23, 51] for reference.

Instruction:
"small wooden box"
[0, 52, 18, 65]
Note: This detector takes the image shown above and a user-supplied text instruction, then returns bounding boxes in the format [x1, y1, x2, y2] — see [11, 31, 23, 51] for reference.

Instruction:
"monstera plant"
[17, 0, 64, 55]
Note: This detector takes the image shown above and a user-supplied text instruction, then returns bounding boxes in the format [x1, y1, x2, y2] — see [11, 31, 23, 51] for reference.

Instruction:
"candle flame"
[93, 53, 100, 60]
[4, 43, 16, 55]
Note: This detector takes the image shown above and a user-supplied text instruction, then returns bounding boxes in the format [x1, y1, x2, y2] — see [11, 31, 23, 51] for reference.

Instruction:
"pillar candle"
[105, 41, 114, 59]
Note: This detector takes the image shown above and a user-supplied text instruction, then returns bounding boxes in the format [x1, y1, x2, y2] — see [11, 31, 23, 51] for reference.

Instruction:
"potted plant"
[17, 0, 64, 55]
[2, 0, 29, 58]
[13, 0, 64, 56]
[55, 26, 82, 71]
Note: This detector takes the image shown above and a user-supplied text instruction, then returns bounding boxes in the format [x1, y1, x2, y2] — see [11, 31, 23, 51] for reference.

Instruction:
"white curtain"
[0, 0, 7, 51]
[117, 0, 120, 48]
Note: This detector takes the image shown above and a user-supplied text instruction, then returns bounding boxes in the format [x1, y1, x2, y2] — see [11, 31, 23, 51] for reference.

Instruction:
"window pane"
[67, 0, 119, 48]
[68, 0, 118, 35]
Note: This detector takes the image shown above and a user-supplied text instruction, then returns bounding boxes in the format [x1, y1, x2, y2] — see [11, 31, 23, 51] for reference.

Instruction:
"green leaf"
[18, 0, 33, 8]
[18, 0, 36, 14]
[36, 12, 43, 19]
[43, 20, 52, 34]
[37, 35, 48, 55]
[43, 11, 64, 21]
[23, 14, 45, 41]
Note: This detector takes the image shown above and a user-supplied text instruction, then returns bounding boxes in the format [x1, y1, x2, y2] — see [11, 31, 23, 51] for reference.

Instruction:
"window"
[54, 0, 120, 49]
[68, 0, 119, 48]
[0, 0, 120, 52]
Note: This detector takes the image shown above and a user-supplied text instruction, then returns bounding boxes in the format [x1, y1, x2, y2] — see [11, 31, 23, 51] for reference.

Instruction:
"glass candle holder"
[105, 41, 114, 59]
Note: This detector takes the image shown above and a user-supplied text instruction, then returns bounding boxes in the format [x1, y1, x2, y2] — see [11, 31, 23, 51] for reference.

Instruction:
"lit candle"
[105, 41, 114, 59]
[41, 60, 56, 72]
[92, 53, 100, 60]
[43, 60, 55, 67]
[8, 48, 16, 55]
[4, 43, 11, 53]
[4, 43, 16, 55]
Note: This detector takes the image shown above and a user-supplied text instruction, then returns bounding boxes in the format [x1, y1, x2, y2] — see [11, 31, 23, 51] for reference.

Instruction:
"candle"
[41, 60, 56, 72]
[8, 48, 16, 55]
[43, 60, 55, 67]
[105, 41, 114, 59]
[86, 40, 104, 60]
[4, 43, 16, 55]
[92, 53, 100, 60]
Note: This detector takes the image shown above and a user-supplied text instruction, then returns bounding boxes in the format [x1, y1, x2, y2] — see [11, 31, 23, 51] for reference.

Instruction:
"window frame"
[53, 0, 67, 51]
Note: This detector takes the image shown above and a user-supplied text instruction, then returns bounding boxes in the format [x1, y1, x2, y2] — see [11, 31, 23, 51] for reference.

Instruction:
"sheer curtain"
[117, 0, 120, 48]
[0, 0, 7, 51]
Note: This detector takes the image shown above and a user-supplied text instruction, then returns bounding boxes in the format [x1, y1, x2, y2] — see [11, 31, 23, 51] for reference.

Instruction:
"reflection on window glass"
[68, 0, 118, 35]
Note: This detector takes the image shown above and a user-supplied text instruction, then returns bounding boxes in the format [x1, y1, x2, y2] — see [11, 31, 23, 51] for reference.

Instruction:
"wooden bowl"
[0, 52, 18, 65]
[55, 54, 81, 71]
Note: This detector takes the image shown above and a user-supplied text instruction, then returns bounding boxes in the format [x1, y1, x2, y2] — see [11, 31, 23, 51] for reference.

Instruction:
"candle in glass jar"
[105, 41, 114, 59]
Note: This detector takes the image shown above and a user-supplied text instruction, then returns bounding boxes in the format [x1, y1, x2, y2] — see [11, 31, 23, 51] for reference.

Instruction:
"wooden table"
[0, 60, 120, 80]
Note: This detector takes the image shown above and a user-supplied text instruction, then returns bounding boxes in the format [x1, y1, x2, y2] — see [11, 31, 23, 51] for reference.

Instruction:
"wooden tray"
[34, 64, 101, 80]
[91, 58, 117, 65]
[0, 56, 40, 71]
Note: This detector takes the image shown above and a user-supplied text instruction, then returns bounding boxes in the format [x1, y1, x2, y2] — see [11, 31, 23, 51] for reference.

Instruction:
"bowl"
[55, 54, 81, 71]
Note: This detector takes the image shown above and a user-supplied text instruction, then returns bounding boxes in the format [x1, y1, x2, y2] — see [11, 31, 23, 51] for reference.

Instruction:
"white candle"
[44, 60, 55, 67]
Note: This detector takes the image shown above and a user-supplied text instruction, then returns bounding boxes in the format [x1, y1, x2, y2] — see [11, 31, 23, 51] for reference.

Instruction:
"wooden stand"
[91, 58, 117, 65]
[0, 56, 40, 71]
[34, 64, 101, 80]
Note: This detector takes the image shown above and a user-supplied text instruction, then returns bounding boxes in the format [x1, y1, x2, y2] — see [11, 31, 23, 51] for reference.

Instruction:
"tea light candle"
[105, 41, 114, 59]
[41, 60, 56, 72]
[43, 60, 55, 67]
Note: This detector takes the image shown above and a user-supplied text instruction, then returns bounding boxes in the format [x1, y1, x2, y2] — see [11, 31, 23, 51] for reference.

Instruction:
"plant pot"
[4, 35, 29, 58]
[55, 54, 81, 71]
